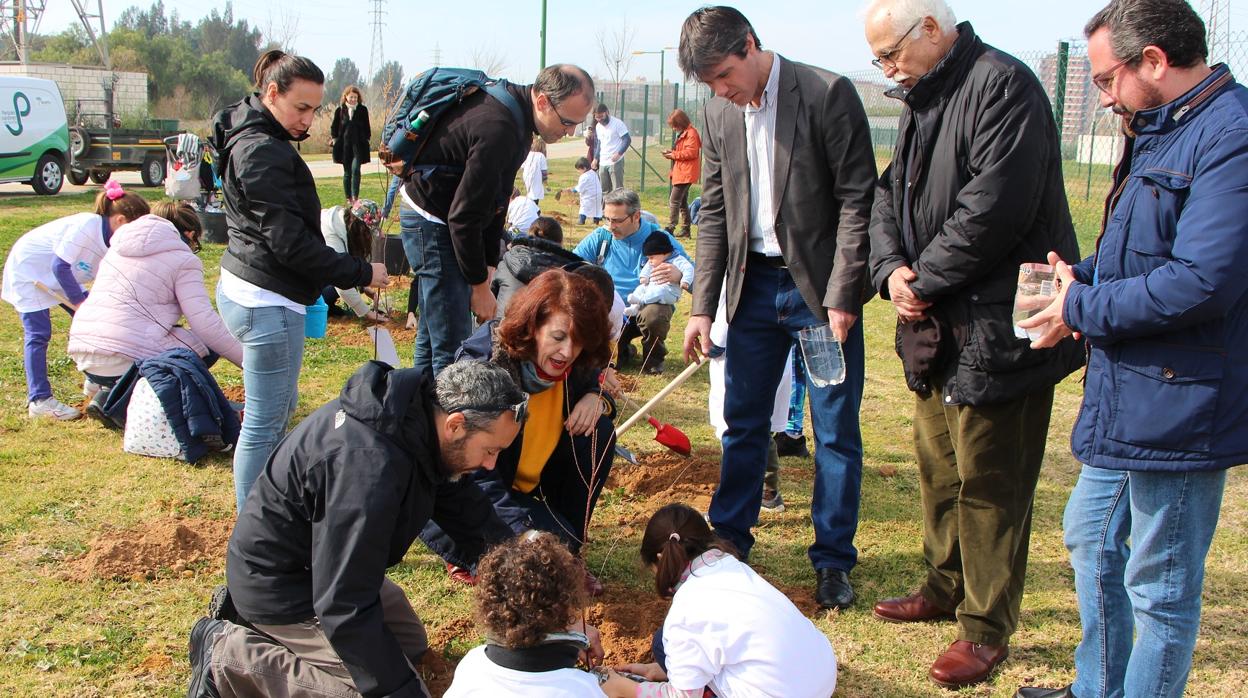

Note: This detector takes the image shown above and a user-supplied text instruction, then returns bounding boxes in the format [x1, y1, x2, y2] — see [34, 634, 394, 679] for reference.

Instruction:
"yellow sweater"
[512, 382, 564, 494]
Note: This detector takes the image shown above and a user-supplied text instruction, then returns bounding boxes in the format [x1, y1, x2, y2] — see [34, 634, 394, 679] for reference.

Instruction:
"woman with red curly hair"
[445, 532, 606, 696]
[420, 269, 616, 593]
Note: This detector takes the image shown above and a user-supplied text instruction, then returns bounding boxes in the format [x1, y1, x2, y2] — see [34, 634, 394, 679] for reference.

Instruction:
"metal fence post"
[1054, 41, 1069, 135]
[1086, 116, 1096, 200]
[641, 84, 650, 192]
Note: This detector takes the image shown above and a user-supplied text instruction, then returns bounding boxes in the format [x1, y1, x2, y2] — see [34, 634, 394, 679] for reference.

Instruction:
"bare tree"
[466, 44, 508, 77]
[262, 7, 301, 53]
[597, 19, 637, 87]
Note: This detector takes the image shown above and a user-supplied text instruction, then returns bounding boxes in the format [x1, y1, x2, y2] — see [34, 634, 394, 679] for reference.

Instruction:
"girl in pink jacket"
[68, 204, 243, 418]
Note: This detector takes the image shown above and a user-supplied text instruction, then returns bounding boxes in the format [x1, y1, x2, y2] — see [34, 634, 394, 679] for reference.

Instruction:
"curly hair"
[496, 268, 612, 372]
[474, 533, 588, 648]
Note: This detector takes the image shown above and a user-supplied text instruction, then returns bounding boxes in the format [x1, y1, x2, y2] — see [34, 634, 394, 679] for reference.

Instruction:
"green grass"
[0, 160, 1244, 696]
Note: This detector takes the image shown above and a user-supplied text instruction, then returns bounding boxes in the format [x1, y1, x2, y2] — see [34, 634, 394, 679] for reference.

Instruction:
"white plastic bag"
[123, 377, 184, 459]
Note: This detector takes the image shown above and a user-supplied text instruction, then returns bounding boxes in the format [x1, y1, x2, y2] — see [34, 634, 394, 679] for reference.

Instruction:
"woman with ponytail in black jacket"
[209, 50, 391, 512]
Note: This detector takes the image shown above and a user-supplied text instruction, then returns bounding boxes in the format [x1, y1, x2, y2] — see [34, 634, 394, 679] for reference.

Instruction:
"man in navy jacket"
[1019, 2, 1248, 696]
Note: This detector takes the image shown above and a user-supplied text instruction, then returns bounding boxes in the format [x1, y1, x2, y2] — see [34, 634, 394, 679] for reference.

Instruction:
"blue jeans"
[21, 309, 56, 403]
[382, 175, 402, 220]
[216, 288, 304, 512]
[713, 262, 865, 570]
[1065, 465, 1227, 698]
[399, 207, 472, 377]
[785, 345, 807, 435]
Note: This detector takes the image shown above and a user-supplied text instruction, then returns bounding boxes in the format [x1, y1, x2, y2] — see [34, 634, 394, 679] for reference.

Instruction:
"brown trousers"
[211, 578, 431, 697]
[913, 380, 1054, 646]
[668, 182, 692, 236]
[619, 302, 674, 369]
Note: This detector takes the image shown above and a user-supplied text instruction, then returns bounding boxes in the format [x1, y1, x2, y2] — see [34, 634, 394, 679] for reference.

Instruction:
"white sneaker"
[28, 397, 82, 421]
[82, 377, 100, 397]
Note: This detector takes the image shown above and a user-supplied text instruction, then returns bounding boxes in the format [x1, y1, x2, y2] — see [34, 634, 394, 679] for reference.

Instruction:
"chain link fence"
[581, 29, 1248, 240]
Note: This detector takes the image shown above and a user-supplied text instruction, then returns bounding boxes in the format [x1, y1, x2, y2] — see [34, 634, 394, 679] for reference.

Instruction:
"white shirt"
[2, 212, 108, 313]
[662, 554, 838, 698]
[218, 268, 306, 315]
[575, 170, 603, 218]
[506, 197, 540, 234]
[521, 151, 547, 200]
[319, 207, 371, 316]
[399, 186, 447, 225]
[595, 116, 630, 166]
[443, 645, 604, 697]
[743, 52, 783, 257]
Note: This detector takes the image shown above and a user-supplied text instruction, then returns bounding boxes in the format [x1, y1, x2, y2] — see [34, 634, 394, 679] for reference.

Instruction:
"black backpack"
[379, 67, 525, 178]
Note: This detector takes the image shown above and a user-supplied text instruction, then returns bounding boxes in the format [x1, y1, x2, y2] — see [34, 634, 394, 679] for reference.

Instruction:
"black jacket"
[226, 362, 500, 697]
[868, 23, 1084, 405]
[491, 234, 583, 319]
[331, 103, 372, 165]
[210, 95, 371, 305]
[402, 83, 536, 286]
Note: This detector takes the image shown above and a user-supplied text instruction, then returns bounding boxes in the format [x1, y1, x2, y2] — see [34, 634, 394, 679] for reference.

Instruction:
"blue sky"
[31, 0, 1220, 84]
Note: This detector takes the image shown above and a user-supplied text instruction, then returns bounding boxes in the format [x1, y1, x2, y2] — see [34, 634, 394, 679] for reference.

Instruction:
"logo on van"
[5, 92, 30, 136]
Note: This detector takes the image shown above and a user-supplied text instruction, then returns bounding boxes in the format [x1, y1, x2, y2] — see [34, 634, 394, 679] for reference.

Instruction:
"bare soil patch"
[66, 517, 232, 582]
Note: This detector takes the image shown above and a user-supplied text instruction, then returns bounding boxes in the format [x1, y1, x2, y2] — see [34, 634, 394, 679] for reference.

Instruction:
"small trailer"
[65, 96, 179, 187]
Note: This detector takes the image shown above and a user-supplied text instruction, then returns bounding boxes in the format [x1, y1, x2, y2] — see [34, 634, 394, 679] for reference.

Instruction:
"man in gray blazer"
[679, 6, 877, 609]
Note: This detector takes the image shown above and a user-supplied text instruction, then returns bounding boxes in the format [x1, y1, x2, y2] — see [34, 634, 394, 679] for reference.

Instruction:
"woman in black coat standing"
[330, 85, 371, 204]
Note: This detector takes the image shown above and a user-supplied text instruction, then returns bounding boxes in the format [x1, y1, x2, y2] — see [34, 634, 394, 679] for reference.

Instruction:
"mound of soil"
[587, 586, 670, 664]
[220, 386, 245, 403]
[66, 517, 232, 582]
[607, 451, 721, 511]
[324, 314, 415, 352]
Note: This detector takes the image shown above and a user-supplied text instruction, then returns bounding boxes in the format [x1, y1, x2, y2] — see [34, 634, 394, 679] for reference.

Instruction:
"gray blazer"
[692, 55, 877, 323]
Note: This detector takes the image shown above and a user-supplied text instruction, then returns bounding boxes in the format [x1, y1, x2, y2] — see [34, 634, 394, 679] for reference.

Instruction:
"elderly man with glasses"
[395, 64, 596, 378]
[861, 0, 1084, 689]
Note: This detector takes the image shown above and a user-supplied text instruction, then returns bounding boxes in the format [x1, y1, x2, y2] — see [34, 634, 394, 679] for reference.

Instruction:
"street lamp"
[633, 47, 676, 144]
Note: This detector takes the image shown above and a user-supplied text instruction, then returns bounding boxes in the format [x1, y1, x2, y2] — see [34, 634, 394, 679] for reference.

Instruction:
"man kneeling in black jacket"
[187, 360, 526, 697]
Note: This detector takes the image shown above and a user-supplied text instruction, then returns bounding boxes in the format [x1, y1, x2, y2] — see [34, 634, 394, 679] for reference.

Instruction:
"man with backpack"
[391, 64, 595, 377]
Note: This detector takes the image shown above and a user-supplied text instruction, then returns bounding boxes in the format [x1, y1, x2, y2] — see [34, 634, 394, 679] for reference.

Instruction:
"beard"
[1115, 81, 1166, 137]
[438, 433, 472, 482]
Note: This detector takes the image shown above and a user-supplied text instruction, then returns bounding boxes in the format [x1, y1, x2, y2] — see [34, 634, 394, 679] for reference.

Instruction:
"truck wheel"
[89, 170, 109, 184]
[67, 169, 89, 186]
[69, 127, 90, 158]
[141, 156, 166, 187]
[30, 153, 65, 195]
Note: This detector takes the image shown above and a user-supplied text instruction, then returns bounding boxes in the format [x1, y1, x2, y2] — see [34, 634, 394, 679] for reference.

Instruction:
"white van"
[0, 76, 70, 194]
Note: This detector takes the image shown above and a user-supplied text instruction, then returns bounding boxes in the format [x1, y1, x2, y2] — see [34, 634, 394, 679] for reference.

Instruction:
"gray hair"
[1085, 0, 1206, 68]
[603, 188, 641, 215]
[860, 0, 957, 35]
[533, 64, 595, 107]
[434, 361, 527, 433]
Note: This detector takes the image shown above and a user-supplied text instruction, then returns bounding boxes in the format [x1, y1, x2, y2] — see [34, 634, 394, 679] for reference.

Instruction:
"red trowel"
[614, 358, 706, 457]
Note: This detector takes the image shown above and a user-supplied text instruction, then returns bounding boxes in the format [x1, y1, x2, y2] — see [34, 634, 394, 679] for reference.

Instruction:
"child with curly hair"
[601, 503, 838, 698]
[444, 532, 609, 697]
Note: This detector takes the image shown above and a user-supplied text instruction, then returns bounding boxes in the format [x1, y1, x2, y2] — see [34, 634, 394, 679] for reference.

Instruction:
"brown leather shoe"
[446, 562, 477, 585]
[873, 593, 956, 623]
[929, 640, 1008, 689]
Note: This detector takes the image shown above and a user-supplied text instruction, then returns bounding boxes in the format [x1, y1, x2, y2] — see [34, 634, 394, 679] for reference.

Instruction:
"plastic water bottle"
[798, 325, 846, 387]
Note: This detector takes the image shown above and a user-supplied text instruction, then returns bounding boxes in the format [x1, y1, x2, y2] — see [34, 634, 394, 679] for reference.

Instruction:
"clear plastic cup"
[1013, 263, 1058, 341]
[798, 324, 846, 387]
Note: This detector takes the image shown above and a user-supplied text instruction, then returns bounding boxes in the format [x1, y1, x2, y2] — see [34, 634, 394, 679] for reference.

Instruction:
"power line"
[367, 0, 385, 81]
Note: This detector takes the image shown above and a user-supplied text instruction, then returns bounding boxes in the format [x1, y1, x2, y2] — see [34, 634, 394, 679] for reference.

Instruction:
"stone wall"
[0, 63, 148, 120]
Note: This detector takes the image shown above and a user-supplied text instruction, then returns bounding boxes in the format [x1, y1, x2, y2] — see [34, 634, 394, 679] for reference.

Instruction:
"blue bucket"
[305, 297, 328, 339]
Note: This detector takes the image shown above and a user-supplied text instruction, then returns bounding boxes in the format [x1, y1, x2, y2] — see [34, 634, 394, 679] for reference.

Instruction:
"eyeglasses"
[603, 213, 636, 225]
[872, 19, 923, 70]
[1091, 56, 1136, 94]
[443, 396, 530, 425]
[546, 95, 580, 128]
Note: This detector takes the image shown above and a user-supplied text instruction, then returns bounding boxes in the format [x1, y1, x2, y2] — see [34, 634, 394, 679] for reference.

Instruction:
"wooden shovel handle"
[615, 358, 706, 437]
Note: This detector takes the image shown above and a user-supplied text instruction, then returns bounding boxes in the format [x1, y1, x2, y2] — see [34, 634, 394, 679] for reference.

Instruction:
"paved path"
[0, 139, 587, 200]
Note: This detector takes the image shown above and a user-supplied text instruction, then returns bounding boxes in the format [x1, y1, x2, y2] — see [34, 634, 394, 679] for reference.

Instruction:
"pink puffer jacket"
[68, 214, 243, 368]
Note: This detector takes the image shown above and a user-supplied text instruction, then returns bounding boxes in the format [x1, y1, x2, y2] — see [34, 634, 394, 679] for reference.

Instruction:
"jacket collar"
[1127, 64, 1234, 136]
[887, 22, 983, 109]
